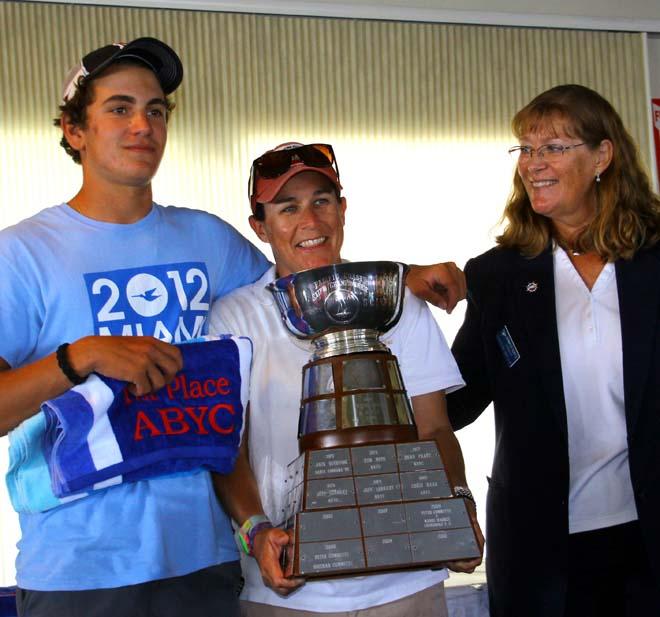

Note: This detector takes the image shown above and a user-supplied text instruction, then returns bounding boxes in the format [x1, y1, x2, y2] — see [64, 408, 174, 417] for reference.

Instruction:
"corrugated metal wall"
[0, 2, 650, 232]
[0, 0, 650, 586]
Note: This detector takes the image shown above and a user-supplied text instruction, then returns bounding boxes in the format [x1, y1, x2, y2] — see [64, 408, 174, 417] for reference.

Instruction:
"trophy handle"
[381, 261, 409, 331]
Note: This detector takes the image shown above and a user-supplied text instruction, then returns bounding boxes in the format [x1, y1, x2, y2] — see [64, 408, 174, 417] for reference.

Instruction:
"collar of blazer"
[511, 246, 568, 439]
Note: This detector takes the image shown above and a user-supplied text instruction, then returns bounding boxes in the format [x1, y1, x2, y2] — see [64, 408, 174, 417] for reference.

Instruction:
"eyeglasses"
[248, 143, 340, 204]
[508, 142, 586, 162]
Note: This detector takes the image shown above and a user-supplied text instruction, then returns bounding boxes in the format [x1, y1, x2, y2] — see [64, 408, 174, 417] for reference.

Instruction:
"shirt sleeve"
[384, 289, 465, 398]
[208, 295, 241, 337]
[0, 241, 42, 368]
[212, 221, 270, 301]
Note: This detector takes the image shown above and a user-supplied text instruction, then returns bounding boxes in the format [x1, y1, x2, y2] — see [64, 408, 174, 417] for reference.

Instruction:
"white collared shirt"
[554, 246, 638, 533]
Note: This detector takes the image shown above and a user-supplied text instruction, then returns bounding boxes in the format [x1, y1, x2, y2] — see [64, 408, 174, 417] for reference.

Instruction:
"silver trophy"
[268, 261, 480, 578]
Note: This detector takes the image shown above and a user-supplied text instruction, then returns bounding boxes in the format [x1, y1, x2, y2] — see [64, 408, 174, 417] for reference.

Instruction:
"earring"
[595, 172, 601, 183]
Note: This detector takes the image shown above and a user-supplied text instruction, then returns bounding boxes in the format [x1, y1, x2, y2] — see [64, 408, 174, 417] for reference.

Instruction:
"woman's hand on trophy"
[406, 262, 467, 313]
[253, 527, 305, 596]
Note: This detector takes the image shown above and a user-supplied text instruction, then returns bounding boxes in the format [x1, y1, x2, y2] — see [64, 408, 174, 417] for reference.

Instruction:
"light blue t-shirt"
[0, 203, 269, 590]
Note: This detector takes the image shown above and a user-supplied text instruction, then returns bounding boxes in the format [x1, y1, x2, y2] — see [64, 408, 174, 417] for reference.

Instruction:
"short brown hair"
[53, 59, 175, 164]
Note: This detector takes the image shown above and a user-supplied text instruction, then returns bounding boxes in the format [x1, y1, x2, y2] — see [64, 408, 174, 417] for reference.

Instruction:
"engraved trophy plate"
[307, 449, 352, 479]
[360, 504, 408, 536]
[341, 392, 398, 428]
[297, 509, 362, 542]
[270, 262, 481, 578]
[303, 362, 335, 397]
[305, 478, 356, 509]
[300, 398, 337, 435]
[351, 444, 398, 475]
[365, 534, 412, 568]
[298, 539, 366, 575]
[355, 473, 402, 505]
[397, 441, 444, 471]
[400, 470, 452, 500]
[405, 499, 472, 532]
[342, 357, 388, 391]
[410, 528, 481, 563]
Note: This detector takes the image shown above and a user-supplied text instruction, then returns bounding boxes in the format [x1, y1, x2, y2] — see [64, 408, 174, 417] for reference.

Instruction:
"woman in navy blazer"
[447, 85, 660, 617]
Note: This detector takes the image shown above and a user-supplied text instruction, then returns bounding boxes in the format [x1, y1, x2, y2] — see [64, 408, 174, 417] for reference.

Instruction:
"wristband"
[235, 514, 272, 556]
[56, 343, 86, 386]
[453, 485, 476, 509]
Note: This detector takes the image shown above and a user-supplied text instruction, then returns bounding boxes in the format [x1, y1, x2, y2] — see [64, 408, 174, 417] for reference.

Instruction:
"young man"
[0, 40, 465, 616]
[0, 38, 270, 616]
[211, 143, 484, 617]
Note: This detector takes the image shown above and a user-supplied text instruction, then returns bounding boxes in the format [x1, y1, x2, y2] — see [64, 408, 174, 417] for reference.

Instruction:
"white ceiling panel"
[32, 0, 660, 31]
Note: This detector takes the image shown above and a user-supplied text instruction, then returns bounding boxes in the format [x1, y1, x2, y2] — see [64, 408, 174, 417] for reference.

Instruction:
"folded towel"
[43, 336, 252, 497]
[6, 336, 251, 511]
[6, 413, 87, 513]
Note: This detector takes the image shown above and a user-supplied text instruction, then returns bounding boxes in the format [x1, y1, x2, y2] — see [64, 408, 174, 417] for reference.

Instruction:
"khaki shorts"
[240, 581, 448, 617]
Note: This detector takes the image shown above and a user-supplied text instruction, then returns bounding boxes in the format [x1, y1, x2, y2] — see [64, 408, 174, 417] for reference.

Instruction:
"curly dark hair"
[53, 59, 175, 164]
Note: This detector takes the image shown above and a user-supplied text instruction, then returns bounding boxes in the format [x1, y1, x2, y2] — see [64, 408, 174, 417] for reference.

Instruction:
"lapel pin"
[526, 281, 538, 293]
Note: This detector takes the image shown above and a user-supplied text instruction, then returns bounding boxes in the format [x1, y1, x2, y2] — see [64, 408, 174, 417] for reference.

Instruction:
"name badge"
[496, 326, 520, 368]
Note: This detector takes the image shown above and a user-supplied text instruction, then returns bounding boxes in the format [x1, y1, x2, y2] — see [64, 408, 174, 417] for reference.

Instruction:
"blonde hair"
[497, 84, 660, 260]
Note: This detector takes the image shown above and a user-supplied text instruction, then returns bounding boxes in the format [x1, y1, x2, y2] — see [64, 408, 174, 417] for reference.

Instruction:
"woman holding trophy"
[211, 142, 484, 617]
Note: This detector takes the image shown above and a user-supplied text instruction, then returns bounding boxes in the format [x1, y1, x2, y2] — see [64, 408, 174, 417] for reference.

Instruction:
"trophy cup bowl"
[267, 261, 408, 340]
[268, 261, 416, 451]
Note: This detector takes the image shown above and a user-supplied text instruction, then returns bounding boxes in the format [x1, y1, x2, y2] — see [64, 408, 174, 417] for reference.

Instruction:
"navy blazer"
[447, 243, 660, 617]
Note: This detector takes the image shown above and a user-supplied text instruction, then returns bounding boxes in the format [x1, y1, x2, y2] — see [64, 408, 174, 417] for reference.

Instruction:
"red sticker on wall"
[652, 99, 660, 186]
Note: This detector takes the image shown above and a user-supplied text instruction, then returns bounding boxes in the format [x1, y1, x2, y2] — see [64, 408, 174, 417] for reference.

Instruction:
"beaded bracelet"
[235, 514, 272, 556]
[56, 343, 86, 386]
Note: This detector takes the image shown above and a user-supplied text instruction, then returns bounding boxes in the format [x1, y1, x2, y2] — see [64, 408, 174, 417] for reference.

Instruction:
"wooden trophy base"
[281, 439, 481, 578]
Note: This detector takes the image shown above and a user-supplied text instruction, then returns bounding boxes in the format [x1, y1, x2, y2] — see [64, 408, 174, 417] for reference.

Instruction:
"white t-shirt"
[210, 266, 465, 612]
[554, 247, 638, 534]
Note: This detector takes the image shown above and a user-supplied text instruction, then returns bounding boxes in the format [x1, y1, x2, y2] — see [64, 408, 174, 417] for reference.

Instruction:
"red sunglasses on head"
[248, 143, 340, 204]
[253, 144, 337, 178]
